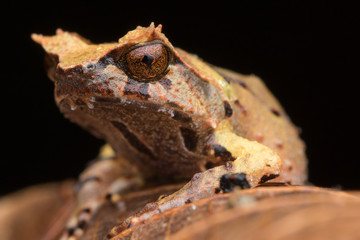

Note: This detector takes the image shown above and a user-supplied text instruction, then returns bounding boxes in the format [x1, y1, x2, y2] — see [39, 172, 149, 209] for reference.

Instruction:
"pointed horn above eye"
[31, 29, 89, 55]
[31, 29, 118, 68]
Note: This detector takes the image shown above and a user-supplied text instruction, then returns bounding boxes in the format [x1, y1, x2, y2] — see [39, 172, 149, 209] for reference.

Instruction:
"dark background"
[1, 2, 358, 196]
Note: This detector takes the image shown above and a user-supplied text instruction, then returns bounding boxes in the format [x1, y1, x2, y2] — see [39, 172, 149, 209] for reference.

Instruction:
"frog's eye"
[122, 42, 170, 81]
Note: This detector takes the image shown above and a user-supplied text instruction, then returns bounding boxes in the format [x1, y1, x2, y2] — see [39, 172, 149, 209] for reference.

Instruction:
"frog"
[32, 23, 307, 239]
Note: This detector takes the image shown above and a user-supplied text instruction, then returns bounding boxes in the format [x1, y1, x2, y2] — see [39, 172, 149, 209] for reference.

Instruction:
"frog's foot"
[107, 130, 282, 238]
[60, 146, 143, 240]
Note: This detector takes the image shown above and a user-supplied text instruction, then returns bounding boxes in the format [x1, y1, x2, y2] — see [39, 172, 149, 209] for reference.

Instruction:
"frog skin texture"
[32, 23, 307, 239]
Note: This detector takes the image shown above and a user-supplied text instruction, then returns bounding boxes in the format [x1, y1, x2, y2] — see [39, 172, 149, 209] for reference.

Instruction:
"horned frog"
[32, 23, 307, 239]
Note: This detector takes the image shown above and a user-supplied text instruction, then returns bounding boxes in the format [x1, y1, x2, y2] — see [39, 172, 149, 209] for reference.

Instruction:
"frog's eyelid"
[126, 40, 165, 49]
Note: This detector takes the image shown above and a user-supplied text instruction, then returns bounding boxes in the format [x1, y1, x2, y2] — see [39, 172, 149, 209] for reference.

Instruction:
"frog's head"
[32, 23, 233, 178]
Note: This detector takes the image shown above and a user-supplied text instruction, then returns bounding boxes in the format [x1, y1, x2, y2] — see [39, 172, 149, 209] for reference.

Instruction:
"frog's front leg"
[61, 145, 143, 240]
[107, 121, 282, 238]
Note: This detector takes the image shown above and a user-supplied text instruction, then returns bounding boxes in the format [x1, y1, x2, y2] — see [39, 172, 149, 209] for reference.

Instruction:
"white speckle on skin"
[70, 104, 77, 111]
[87, 103, 94, 109]
[157, 107, 166, 113]
[168, 109, 175, 117]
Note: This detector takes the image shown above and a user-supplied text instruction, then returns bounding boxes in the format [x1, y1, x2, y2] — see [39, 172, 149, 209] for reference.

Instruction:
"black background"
[1, 1, 358, 196]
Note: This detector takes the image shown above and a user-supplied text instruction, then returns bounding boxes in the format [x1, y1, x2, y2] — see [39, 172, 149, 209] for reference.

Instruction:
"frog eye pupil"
[123, 43, 169, 81]
[141, 55, 154, 68]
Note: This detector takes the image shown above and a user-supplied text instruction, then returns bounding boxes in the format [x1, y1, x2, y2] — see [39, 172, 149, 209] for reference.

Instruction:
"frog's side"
[32, 23, 307, 239]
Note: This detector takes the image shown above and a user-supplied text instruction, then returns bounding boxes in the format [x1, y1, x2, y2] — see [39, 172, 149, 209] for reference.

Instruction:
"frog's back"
[214, 66, 307, 184]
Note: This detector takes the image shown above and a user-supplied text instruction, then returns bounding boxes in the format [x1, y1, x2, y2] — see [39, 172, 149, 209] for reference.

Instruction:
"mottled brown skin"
[32, 23, 307, 239]
[214, 66, 307, 184]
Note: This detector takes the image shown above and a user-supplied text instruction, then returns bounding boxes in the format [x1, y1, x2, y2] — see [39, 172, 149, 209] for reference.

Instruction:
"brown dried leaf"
[1, 183, 359, 240]
[0, 181, 75, 240]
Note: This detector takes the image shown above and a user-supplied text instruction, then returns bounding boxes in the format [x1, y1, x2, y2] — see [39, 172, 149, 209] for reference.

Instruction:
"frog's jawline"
[59, 96, 215, 178]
